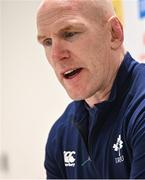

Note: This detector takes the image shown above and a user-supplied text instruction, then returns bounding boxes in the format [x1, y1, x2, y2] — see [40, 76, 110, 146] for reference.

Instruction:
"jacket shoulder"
[48, 101, 76, 140]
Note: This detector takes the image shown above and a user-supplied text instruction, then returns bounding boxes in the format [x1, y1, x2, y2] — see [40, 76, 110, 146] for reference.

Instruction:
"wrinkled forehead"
[37, 0, 95, 34]
[37, 1, 82, 34]
[36, 0, 115, 35]
[37, 0, 114, 26]
[37, 0, 108, 25]
[37, 0, 83, 20]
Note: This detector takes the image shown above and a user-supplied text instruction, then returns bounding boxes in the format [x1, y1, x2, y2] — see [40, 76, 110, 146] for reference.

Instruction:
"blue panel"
[139, 0, 145, 18]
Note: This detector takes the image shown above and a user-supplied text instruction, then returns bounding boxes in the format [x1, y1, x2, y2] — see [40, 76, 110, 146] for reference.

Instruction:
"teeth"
[64, 69, 77, 75]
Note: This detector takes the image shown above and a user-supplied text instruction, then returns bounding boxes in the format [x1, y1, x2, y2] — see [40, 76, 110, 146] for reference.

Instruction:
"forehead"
[37, 0, 87, 16]
[37, 0, 83, 22]
[37, 0, 93, 35]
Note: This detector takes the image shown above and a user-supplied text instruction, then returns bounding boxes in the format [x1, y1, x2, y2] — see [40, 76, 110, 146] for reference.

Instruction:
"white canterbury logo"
[64, 151, 76, 167]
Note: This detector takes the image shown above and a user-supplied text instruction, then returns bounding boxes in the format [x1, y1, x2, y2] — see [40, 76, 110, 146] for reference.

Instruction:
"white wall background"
[0, 0, 71, 179]
[0, 0, 145, 179]
[0, 0, 2, 170]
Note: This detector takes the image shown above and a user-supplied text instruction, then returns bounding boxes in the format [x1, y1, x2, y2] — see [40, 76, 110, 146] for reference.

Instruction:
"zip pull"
[81, 156, 91, 166]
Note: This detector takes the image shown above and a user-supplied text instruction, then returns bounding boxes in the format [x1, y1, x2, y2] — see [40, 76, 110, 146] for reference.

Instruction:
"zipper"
[81, 156, 91, 166]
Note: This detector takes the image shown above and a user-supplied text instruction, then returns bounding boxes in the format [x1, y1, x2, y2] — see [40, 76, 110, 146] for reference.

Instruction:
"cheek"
[76, 36, 104, 62]
[44, 50, 61, 78]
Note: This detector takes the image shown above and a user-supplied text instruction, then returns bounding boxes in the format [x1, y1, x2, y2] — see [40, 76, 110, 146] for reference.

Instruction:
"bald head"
[37, 0, 116, 25]
[36, 0, 125, 103]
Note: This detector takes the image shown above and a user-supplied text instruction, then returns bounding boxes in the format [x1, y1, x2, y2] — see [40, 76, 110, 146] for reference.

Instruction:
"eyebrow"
[37, 35, 47, 43]
[59, 22, 86, 32]
[37, 23, 85, 42]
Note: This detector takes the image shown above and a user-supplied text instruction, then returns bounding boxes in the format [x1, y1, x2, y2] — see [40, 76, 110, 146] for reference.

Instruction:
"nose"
[51, 39, 70, 62]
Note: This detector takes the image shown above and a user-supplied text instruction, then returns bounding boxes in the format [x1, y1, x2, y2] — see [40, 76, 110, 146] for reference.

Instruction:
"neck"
[85, 83, 112, 108]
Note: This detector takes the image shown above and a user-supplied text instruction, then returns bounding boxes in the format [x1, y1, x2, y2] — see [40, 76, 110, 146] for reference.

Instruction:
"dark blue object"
[45, 52, 145, 179]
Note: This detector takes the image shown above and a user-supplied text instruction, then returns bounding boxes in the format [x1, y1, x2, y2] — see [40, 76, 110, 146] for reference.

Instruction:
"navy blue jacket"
[45, 52, 145, 179]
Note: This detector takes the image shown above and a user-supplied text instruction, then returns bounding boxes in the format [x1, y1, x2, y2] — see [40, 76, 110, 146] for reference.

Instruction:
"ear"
[108, 16, 124, 50]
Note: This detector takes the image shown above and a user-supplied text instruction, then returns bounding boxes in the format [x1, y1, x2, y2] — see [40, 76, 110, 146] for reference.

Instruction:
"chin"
[67, 91, 89, 101]
[64, 84, 95, 101]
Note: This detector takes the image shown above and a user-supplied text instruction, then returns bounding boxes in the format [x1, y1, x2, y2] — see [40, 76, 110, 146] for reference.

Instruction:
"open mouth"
[63, 68, 82, 79]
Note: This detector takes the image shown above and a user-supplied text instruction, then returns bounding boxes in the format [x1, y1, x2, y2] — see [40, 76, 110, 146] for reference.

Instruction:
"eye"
[64, 32, 78, 39]
[43, 38, 52, 47]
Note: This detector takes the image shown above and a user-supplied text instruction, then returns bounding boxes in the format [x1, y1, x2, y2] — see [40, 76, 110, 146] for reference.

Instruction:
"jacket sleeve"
[44, 126, 66, 179]
[129, 114, 145, 178]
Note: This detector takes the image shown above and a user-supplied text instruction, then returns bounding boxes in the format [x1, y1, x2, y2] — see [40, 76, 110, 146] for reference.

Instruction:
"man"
[36, 0, 145, 178]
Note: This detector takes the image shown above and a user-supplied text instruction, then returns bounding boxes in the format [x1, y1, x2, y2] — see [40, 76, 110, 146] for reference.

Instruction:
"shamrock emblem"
[113, 134, 123, 156]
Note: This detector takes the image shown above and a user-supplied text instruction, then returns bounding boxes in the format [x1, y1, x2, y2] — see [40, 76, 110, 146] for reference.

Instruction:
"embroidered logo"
[113, 134, 124, 164]
[64, 151, 76, 167]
